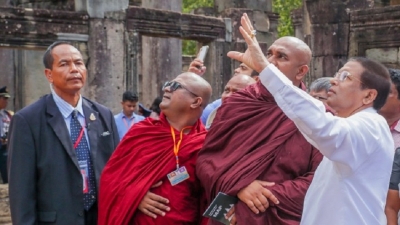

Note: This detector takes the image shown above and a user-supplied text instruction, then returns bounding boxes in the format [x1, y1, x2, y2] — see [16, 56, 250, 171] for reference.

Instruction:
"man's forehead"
[52, 45, 82, 58]
[268, 42, 291, 53]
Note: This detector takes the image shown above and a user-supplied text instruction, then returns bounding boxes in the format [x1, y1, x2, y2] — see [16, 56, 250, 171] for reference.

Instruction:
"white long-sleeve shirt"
[259, 64, 394, 225]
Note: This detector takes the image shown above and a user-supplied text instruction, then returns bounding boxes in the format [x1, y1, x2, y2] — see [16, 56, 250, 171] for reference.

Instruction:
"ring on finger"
[249, 30, 257, 38]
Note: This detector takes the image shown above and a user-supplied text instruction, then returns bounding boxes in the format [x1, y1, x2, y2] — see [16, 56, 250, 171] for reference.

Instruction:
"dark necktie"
[70, 110, 97, 210]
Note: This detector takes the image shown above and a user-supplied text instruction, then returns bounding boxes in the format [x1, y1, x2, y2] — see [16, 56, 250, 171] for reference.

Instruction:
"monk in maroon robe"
[99, 72, 212, 225]
[196, 36, 323, 225]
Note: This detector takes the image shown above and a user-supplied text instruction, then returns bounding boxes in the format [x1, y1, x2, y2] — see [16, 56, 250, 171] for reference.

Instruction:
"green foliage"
[182, 0, 213, 13]
[182, 0, 213, 55]
[182, 40, 198, 55]
[273, 0, 302, 37]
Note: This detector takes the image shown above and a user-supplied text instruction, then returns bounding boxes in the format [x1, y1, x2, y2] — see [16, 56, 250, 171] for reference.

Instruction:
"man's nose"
[164, 85, 171, 92]
[267, 56, 277, 66]
[330, 77, 339, 86]
[70, 63, 78, 72]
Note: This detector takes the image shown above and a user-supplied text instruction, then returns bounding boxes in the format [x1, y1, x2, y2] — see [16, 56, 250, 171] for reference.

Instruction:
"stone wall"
[0, 185, 10, 225]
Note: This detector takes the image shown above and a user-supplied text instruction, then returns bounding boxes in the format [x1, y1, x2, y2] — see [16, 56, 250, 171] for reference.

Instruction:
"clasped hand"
[138, 181, 170, 219]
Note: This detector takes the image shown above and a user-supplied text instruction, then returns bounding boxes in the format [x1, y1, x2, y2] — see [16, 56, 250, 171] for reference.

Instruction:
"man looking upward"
[99, 72, 212, 225]
[227, 13, 393, 225]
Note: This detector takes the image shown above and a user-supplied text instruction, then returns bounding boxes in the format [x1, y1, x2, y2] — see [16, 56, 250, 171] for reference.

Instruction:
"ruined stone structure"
[0, 0, 278, 113]
[292, 0, 400, 85]
[1, 0, 400, 223]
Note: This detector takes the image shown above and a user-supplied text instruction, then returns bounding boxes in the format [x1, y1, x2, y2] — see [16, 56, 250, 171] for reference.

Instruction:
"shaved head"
[267, 36, 312, 86]
[274, 36, 312, 65]
[177, 72, 212, 109]
[222, 74, 256, 102]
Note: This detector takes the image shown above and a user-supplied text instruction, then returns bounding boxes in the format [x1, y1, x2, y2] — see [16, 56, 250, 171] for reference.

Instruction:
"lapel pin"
[89, 113, 96, 121]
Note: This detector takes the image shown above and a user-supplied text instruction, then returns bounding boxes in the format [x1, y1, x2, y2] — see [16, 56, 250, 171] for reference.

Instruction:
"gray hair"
[309, 77, 332, 92]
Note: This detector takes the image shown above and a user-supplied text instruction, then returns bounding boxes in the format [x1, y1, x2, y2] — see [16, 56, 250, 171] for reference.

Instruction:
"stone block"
[86, 17, 126, 113]
[311, 23, 349, 56]
[365, 47, 399, 64]
[309, 55, 348, 85]
[220, 8, 278, 45]
[215, 0, 272, 14]
[306, 0, 372, 24]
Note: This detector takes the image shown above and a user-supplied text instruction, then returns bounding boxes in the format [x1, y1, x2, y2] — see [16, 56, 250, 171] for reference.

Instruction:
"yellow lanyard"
[170, 126, 192, 170]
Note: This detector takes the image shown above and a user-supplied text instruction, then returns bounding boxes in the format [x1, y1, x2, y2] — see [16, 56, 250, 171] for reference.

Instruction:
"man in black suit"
[7, 41, 119, 225]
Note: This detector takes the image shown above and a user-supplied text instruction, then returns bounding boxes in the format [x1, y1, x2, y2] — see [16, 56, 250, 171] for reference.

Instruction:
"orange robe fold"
[99, 113, 207, 225]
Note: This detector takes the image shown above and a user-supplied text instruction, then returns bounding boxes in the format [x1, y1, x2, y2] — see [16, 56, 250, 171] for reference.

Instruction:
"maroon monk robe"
[99, 113, 207, 225]
[196, 82, 323, 225]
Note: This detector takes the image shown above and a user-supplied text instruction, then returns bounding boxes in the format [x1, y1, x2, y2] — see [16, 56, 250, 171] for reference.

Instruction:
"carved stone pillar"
[140, 0, 182, 108]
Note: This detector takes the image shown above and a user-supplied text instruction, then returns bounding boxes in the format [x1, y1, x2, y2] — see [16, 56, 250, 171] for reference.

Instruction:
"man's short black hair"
[43, 41, 73, 69]
[388, 68, 400, 100]
[349, 57, 391, 110]
[122, 91, 138, 102]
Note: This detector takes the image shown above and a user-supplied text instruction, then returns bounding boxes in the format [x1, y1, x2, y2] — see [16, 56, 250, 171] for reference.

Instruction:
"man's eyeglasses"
[312, 96, 328, 101]
[163, 81, 198, 97]
[335, 71, 363, 85]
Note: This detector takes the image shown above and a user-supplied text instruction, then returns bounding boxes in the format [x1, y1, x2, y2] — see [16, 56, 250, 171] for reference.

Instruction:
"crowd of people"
[1, 13, 399, 225]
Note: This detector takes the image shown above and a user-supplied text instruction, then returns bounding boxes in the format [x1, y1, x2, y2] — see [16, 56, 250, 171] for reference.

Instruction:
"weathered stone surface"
[139, 0, 183, 107]
[0, 7, 89, 47]
[202, 40, 232, 100]
[0, 184, 11, 225]
[126, 6, 225, 42]
[220, 8, 278, 44]
[8, 0, 74, 10]
[366, 47, 399, 63]
[306, 0, 372, 24]
[349, 4, 400, 59]
[75, 0, 128, 18]
[215, 0, 272, 13]
[309, 55, 347, 85]
[86, 16, 126, 113]
[311, 23, 349, 56]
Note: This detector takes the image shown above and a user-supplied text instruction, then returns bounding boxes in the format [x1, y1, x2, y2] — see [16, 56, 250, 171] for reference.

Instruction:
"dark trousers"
[0, 145, 7, 183]
[85, 202, 98, 225]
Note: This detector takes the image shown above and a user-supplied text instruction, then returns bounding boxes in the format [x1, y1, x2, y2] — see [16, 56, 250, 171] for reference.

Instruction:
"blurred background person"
[0, 86, 11, 184]
[381, 68, 400, 225]
[114, 91, 144, 140]
[149, 97, 162, 120]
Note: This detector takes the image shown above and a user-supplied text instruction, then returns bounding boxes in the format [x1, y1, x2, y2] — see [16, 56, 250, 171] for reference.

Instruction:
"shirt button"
[78, 212, 83, 217]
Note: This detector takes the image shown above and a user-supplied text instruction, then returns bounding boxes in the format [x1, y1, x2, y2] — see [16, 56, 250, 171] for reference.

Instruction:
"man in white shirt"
[227, 13, 394, 225]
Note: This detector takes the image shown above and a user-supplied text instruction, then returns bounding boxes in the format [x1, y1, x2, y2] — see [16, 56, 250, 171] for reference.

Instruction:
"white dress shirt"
[259, 64, 394, 225]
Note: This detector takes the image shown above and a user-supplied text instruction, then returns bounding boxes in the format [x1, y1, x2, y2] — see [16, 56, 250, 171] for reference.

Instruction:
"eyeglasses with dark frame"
[163, 81, 199, 97]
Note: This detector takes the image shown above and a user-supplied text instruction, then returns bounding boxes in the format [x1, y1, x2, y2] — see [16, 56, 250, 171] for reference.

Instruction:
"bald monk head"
[160, 72, 212, 127]
[221, 74, 256, 102]
[266, 36, 312, 87]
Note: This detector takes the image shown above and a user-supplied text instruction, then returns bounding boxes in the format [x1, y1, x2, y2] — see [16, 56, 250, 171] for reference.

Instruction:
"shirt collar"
[121, 111, 136, 119]
[393, 119, 400, 133]
[52, 89, 84, 119]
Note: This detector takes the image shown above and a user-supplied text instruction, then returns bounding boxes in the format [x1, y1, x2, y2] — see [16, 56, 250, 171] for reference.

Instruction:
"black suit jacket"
[7, 94, 119, 225]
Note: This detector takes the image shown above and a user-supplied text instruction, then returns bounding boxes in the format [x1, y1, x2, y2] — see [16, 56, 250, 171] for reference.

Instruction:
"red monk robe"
[99, 113, 207, 225]
[196, 82, 323, 225]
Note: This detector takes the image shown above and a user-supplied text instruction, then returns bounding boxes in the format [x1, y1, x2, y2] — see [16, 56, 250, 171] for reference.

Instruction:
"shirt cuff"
[259, 64, 294, 95]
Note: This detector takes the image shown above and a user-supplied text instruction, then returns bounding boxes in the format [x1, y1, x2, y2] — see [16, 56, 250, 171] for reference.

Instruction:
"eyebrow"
[58, 58, 83, 63]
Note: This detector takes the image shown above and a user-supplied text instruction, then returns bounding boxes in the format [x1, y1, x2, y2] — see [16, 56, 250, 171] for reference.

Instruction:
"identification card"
[167, 166, 190, 186]
[78, 160, 89, 193]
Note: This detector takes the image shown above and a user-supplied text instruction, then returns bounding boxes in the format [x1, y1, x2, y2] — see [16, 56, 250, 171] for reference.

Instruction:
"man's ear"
[190, 97, 203, 109]
[295, 65, 309, 81]
[362, 89, 377, 105]
[44, 69, 53, 83]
